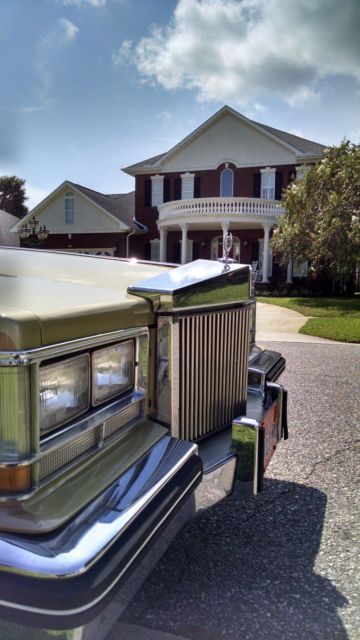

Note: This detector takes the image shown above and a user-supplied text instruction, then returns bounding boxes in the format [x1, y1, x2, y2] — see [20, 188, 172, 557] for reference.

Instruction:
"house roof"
[68, 182, 137, 228]
[11, 181, 144, 233]
[123, 105, 327, 175]
[0, 209, 20, 246]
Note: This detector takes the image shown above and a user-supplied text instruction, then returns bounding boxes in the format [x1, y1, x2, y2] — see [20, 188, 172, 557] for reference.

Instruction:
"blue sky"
[1, 0, 360, 209]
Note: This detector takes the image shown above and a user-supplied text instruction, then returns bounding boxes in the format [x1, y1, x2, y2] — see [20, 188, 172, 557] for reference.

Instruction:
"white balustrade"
[158, 197, 284, 222]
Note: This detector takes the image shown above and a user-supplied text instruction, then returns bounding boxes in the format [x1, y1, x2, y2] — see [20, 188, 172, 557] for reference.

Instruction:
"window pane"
[220, 169, 233, 197]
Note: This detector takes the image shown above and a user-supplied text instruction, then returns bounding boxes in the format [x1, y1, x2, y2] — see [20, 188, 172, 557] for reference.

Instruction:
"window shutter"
[253, 173, 261, 197]
[174, 177, 181, 200]
[163, 178, 170, 203]
[194, 176, 201, 198]
[275, 172, 283, 200]
[144, 180, 151, 207]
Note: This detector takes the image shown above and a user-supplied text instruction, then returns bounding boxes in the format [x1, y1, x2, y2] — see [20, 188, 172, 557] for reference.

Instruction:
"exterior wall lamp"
[18, 216, 50, 247]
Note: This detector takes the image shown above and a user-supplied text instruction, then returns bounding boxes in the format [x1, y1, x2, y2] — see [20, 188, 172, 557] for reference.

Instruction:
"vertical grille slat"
[178, 306, 250, 441]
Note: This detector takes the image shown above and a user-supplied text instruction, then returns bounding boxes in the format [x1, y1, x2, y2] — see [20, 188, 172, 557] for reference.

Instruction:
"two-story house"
[123, 105, 326, 283]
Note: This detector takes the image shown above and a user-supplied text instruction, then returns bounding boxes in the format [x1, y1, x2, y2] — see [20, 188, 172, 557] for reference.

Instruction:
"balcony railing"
[158, 197, 284, 222]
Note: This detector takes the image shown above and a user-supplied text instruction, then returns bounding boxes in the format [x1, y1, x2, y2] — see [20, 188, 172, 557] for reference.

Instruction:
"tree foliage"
[0, 175, 28, 218]
[272, 141, 360, 286]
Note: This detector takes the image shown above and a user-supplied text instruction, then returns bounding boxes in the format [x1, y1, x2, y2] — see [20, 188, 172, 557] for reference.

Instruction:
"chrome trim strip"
[0, 438, 199, 578]
[0, 472, 201, 618]
[0, 327, 149, 366]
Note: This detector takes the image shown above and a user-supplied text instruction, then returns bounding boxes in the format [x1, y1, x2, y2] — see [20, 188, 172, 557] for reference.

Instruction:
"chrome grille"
[39, 399, 144, 481]
[179, 307, 250, 441]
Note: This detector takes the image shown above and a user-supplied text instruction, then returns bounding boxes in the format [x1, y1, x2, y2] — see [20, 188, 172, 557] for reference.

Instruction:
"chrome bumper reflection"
[232, 382, 287, 495]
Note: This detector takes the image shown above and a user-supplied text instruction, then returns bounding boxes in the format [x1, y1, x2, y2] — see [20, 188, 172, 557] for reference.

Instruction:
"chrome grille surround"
[156, 305, 251, 442]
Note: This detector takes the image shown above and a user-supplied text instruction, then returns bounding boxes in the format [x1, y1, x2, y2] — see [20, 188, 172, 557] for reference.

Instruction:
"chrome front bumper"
[0, 432, 202, 628]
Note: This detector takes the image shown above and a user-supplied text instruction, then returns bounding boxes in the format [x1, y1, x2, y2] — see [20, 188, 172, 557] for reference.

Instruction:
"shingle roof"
[69, 182, 136, 228]
[253, 121, 327, 156]
[0, 209, 20, 246]
[123, 106, 327, 174]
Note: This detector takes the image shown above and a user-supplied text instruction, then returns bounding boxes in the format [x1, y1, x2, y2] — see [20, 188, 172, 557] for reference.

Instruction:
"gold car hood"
[0, 248, 173, 350]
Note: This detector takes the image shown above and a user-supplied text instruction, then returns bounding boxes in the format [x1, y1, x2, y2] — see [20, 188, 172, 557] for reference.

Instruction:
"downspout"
[126, 230, 136, 258]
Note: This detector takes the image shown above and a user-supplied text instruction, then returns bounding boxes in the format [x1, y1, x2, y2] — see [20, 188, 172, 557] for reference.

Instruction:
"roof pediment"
[123, 105, 326, 175]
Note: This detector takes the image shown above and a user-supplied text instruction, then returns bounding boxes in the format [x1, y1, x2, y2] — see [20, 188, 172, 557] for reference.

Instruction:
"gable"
[14, 184, 131, 234]
[161, 111, 297, 172]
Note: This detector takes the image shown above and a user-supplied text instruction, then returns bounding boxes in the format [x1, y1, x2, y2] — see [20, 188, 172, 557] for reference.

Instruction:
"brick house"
[11, 181, 144, 257]
[124, 105, 326, 283]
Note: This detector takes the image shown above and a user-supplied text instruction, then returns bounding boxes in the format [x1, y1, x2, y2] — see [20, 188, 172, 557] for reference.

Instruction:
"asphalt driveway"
[107, 338, 360, 640]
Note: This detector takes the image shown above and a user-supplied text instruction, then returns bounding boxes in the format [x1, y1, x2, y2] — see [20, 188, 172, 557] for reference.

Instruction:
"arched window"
[220, 168, 234, 197]
[64, 192, 75, 224]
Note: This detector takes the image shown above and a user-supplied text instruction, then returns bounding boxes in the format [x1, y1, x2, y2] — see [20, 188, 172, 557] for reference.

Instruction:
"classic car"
[0, 245, 287, 638]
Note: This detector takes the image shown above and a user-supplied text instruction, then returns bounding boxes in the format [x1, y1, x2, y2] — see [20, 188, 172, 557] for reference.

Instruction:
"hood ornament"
[218, 231, 236, 269]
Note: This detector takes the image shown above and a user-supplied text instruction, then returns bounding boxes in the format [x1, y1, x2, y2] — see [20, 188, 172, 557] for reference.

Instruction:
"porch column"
[159, 227, 168, 262]
[221, 220, 230, 236]
[286, 260, 293, 284]
[261, 222, 272, 283]
[180, 223, 188, 264]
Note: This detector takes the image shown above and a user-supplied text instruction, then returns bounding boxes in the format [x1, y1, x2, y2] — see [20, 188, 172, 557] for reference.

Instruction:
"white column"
[159, 227, 167, 262]
[221, 220, 230, 236]
[261, 222, 272, 283]
[286, 260, 293, 284]
[180, 223, 188, 264]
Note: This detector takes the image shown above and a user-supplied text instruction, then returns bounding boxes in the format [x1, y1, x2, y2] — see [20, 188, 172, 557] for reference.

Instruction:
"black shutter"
[144, 179, 151, 207]
[275, 172, 283, 200]
[194, 176, 201, 198]
[163, 177, 170, 203]
[253, 173, 261, 198]
[174, 177, 181, 200]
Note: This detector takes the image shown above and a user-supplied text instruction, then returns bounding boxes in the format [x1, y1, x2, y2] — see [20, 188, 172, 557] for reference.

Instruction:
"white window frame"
[220, 168, 234, 197]
[151, 175, 164, 207]
[64, 191, 75, 224]
[150, 239, 160, 262]
[260, 167, 276, 200]
[295, 165, 311, 181]
[293, 260, 308, 277]
[181, 173, 194, 200]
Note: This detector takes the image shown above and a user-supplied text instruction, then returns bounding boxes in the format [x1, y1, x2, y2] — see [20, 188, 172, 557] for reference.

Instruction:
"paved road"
[107, 341, 360, 640]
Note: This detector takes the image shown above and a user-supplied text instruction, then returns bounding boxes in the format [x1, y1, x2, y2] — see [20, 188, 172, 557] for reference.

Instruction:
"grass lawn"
[257, 296, 360, 343]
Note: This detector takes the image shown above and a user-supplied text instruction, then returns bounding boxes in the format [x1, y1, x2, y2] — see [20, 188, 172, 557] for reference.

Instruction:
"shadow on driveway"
[120, 478, 348, 640]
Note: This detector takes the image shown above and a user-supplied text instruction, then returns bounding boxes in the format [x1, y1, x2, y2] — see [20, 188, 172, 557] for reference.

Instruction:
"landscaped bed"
[257, 297, 360, 343]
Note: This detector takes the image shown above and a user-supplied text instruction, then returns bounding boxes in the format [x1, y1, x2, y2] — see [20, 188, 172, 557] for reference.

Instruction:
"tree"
[272, 141, 360, 292]
[0, 175, 28, 218]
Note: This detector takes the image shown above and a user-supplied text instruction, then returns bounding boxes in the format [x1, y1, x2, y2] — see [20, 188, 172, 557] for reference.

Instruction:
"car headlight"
[39, 354, 90, 435]
[92, 340, 134, 406]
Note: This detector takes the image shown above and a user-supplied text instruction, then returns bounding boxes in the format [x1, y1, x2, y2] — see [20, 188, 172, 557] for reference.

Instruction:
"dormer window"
[220, 167, 234, 197]
[64, 191, 75, 224]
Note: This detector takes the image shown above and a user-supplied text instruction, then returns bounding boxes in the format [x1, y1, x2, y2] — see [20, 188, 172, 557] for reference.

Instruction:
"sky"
[1, 0, 360, 210]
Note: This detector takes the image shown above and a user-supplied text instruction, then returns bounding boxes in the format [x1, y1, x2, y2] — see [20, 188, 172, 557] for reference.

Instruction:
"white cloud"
[63, 0, 107, 7]
[59, 18, 79, 39]
[112, 39, 133, 66]
[128, 0, 360, 105]
[35, 19, 79, 108]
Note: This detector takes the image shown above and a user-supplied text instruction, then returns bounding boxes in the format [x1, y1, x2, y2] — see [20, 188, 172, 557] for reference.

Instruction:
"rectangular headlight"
[92, 340, 134, 406]
[39, 354, 90, 435]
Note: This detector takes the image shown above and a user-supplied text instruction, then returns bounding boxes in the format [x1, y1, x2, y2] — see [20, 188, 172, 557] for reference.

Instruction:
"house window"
[220, 168, 234, 197]
[260, 168, 276, 200]
[151, 175, 164, 207]
[181, 173, 194, 200]
[293, 260, 308, 277]
[64, 191, 75, 224]
[150, 239, 160, 262]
